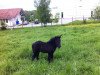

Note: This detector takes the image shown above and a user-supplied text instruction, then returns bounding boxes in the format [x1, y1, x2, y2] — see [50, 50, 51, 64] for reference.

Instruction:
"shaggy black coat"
[32, 35, 62, 63]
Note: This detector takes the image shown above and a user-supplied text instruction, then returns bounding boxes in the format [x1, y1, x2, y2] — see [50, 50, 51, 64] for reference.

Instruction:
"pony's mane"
[48, 37, 55, 42]
[47, 36, 59, 44]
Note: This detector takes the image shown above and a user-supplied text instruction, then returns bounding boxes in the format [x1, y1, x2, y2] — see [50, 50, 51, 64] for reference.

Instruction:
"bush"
[67, 20, 100, 25]
[83, 19, 87, 24]
[68, 20, 83, 25]
[52, 18, 59, 23]
[0, 21, 7, 30]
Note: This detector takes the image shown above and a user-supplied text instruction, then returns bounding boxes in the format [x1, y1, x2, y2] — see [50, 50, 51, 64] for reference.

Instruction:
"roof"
[0, 8, 22, 19]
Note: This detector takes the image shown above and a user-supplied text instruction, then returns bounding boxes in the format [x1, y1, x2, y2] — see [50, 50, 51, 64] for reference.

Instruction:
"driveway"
[7, 22, 62, 29]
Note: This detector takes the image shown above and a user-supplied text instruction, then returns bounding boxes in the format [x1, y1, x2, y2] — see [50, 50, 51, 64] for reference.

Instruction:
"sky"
[0, 0, 100, 18]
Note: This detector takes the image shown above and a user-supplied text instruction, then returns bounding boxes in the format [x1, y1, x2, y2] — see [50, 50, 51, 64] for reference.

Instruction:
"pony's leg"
[32, 53, 35, 60]
[36, 52, 39, 60]
[48, 53, 53, 63]
[51, 53, 53, 60]
[32, 52, 37, 60]
[48, 53, 51, 63]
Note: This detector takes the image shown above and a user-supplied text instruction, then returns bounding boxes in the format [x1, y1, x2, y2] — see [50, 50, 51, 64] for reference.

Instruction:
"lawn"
[0, 24, 100, 75]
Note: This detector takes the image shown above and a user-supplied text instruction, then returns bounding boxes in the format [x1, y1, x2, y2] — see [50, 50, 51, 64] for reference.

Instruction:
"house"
[0, 8, 24, 26]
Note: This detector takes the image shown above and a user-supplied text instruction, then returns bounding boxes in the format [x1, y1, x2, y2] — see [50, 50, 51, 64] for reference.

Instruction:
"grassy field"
[0, 24, 100, 75]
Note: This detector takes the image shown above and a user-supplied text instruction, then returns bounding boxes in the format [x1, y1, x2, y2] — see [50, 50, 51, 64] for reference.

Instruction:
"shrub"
[0, 21, 7, 30]
[52, 18, 59, 23]
[67, 20, 100, 25]
[83, 19, 87, 24]
[68, 20, 83, 25]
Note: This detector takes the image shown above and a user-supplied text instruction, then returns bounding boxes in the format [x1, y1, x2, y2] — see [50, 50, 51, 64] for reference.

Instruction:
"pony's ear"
[59, 34, 62, 38]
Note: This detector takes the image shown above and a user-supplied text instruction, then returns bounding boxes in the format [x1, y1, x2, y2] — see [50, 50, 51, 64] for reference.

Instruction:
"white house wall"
[6, 14, 22, 26]
[6, 20, 13, 26]
[15, 14, 22, 24]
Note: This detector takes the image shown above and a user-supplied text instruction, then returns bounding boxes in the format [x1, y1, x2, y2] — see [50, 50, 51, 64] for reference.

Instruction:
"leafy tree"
[93, 6, 100, 20]
[34, 0, 51, 26]
[24, 10, 37, 22]
[53, 13, 60, 23]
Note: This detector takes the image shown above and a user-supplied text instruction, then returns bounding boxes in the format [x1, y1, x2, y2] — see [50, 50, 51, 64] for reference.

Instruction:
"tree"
[24, 10, 37, 22]
[34, 0, 51, 26]
[93, 6, 100, 20]
[53, 13, 60, 23]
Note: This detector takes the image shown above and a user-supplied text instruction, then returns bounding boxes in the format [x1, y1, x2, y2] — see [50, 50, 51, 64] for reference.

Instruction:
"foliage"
[92, 6, 100, 20]
[0, 24, 100, 75]
[67, 20, 84, 25]
[83, 19, 87, 24]
[0, 21, 7, 30]
[53, 13, 60, 23]
[67, 20, 100, 25]
[24, 10, 37, 22]
[34, 0, 51, 26]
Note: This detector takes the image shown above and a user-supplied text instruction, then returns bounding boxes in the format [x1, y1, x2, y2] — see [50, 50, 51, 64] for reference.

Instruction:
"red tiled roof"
[0, 8, 22, 19]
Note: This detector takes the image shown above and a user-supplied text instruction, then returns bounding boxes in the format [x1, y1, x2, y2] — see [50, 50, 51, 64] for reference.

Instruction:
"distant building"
[0, 8, 24, 26]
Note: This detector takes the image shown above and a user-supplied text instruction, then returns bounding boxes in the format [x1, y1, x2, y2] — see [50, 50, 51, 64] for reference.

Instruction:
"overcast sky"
[0, 0, 100, 18]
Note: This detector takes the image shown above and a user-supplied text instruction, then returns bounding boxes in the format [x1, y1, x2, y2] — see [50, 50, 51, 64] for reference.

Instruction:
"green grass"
[0, 24, 100, 75]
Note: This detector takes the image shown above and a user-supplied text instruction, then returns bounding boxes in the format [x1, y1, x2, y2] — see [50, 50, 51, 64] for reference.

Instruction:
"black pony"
[32, 35, 62, 63]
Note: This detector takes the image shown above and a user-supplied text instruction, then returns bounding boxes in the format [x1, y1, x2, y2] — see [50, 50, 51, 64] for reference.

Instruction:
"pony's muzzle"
[58, 46, 61, 48]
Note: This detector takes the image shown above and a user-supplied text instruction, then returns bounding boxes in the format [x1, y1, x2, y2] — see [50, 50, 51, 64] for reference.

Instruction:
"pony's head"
[54, 35, 62, 48]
